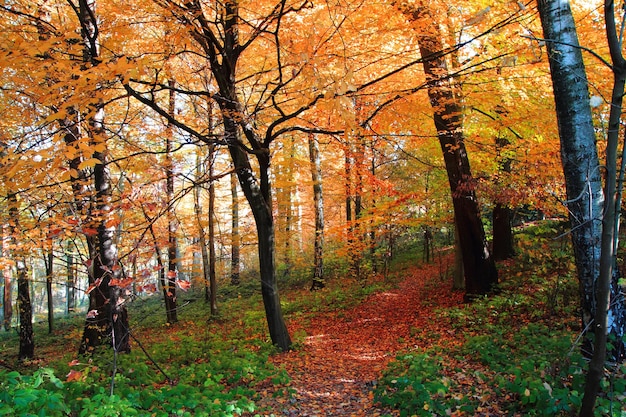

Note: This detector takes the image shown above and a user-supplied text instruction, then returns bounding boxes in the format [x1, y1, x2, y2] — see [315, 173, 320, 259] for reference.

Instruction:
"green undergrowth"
[375, 221, 626, 416]
[0, 242, 405, 416]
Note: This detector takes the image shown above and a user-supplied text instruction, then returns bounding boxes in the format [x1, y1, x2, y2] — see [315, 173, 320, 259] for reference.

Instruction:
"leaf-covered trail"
[256, 257, 464, 416]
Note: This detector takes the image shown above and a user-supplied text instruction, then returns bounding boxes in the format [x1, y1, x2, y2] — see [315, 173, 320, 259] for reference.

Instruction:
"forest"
[0, 0, 625, 415]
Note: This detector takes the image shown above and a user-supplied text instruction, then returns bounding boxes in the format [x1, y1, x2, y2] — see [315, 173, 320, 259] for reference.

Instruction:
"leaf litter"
[252, 255, 464, 416]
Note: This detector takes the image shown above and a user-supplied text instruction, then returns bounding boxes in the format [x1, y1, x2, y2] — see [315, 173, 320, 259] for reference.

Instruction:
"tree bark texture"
[402, 3, 498, 297]
[308, 134, 325, 290]
[537, 0, 626, 367]
[8, 193, 34, 360]
[230, 169, 241, 286]
[208, 144, 218, 315]
[492, 204, 515, 261]
[45, 247, 54, 333]
[165, 80, 178, 324]
[2, 228, 13, 331]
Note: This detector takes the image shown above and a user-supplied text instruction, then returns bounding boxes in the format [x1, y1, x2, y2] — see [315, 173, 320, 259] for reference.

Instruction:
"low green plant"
[375, 353, 474, 416]
[0, 367, 68, 417]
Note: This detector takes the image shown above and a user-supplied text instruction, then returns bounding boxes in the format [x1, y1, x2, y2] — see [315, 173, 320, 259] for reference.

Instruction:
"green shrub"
[0, 368, 68, 417]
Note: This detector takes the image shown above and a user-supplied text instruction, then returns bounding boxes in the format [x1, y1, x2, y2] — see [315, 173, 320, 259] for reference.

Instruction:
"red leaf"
[66, 370, 84, 382]
[109, 277, 133, 288]
[139, 283, 157, 293]
[82, 227, 98, 236]
[176, 280, 191, 291]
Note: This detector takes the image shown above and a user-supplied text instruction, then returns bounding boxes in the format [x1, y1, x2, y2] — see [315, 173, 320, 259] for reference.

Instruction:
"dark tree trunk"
[492, 203, 515, 261]
[79, 144, 131, 354]
[164, 80, 178, 324]
[66, 246, 75, 314]
[223, 115, 291, 351]
[207, 144, 218, 315]
[230, 168, 241, 286]
[410, 6, 497, 297]
[45, 246, 54, 333]
[76, 0, 130, 355]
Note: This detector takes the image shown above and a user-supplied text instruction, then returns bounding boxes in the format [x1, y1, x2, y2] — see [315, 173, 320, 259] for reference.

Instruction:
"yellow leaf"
[78, 158, 100, 170]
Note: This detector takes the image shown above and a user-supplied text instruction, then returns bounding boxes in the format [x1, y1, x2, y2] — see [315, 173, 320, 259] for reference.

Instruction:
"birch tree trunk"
[308, 134, 325, 290]
[8, 192, 34, 360]
[2, 227, 13, 331]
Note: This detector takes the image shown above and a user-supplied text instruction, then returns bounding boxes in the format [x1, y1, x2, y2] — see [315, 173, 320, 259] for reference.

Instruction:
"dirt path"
[256, 257, 464, 416]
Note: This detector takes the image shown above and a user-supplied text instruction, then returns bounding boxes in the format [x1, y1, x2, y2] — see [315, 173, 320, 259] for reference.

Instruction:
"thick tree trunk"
[79, 140, 131, 354]
[308, 134, 325, 290]
[537, 0, 626, 366]
[408, 5, 497, 297]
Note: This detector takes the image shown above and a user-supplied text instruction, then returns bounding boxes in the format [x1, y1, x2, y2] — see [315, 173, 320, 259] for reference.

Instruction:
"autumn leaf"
[109, 277, 134, 288]
[77, 157, 101, 170]
[66, 369, 84, 382]
[176, 280, 191, 291]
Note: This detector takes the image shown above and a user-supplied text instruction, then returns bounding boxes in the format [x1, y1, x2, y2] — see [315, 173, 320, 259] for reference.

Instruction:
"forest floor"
[252, 255, 465, 416]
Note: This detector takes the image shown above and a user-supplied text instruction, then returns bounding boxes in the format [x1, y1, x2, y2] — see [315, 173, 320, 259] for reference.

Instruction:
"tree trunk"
[492, 203, 515, 261]
[164, 80, 178, 324]
[77, 0, 130, 354]
[44, 245, 54, 333]
[537, 0, 626, 367]
[308, 134, 325, 290]
[230, 168, 241, 286]
[8, 193, 34, 360]
[66, 244, 75, 314]
[224, 115, 291, 351]
[2, 227, 13, 331]
[194, 149, 211, 303]
[579, 1, 626, 414]
[401, 3, 497, 297]
[207, 144, 218, 316]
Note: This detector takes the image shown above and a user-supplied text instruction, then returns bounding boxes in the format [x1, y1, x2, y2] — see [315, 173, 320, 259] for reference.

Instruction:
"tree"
[8, 191, 34, 361]
[230, 167, 241, 286]
[536, 0, 626, 413]
[308, 134, 325, 290]
[125, 0, 297, 350]
[74, 0, 130, 354]
[2, 228, 13, 331]
[397, 1, 498, 297]
[164, 81, 178, 325]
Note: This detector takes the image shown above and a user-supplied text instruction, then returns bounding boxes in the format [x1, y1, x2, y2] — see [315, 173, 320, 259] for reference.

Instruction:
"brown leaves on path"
[256, 256, 464, 416]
